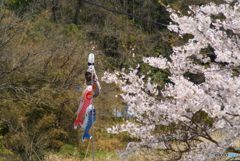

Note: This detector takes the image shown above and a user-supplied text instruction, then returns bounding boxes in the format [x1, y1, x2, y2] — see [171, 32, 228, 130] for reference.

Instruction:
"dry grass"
[45, 154, 81, 161]
[44, 153, 120, 161]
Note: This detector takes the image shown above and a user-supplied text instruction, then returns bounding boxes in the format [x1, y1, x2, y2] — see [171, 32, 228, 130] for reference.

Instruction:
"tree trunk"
[74, 0, 82, 25]
[52, 0, 59, 22]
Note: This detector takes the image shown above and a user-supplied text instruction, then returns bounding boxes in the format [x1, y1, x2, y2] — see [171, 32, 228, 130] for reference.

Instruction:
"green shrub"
[8, 0, 32, 9]
[59, 144, 78, 156]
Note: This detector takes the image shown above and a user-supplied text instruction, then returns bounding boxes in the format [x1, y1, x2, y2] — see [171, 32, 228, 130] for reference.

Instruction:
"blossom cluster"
[102, 1, 240, 160]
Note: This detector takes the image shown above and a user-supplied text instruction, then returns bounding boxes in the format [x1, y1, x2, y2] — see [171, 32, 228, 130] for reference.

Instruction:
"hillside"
[0, 0, 238, 161]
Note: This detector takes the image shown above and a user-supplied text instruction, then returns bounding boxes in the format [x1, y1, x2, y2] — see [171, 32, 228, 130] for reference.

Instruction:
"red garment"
[74, 85, 93, 127]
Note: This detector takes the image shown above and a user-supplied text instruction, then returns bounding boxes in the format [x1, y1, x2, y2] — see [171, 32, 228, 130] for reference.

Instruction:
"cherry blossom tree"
[102, 0, 240, 160]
